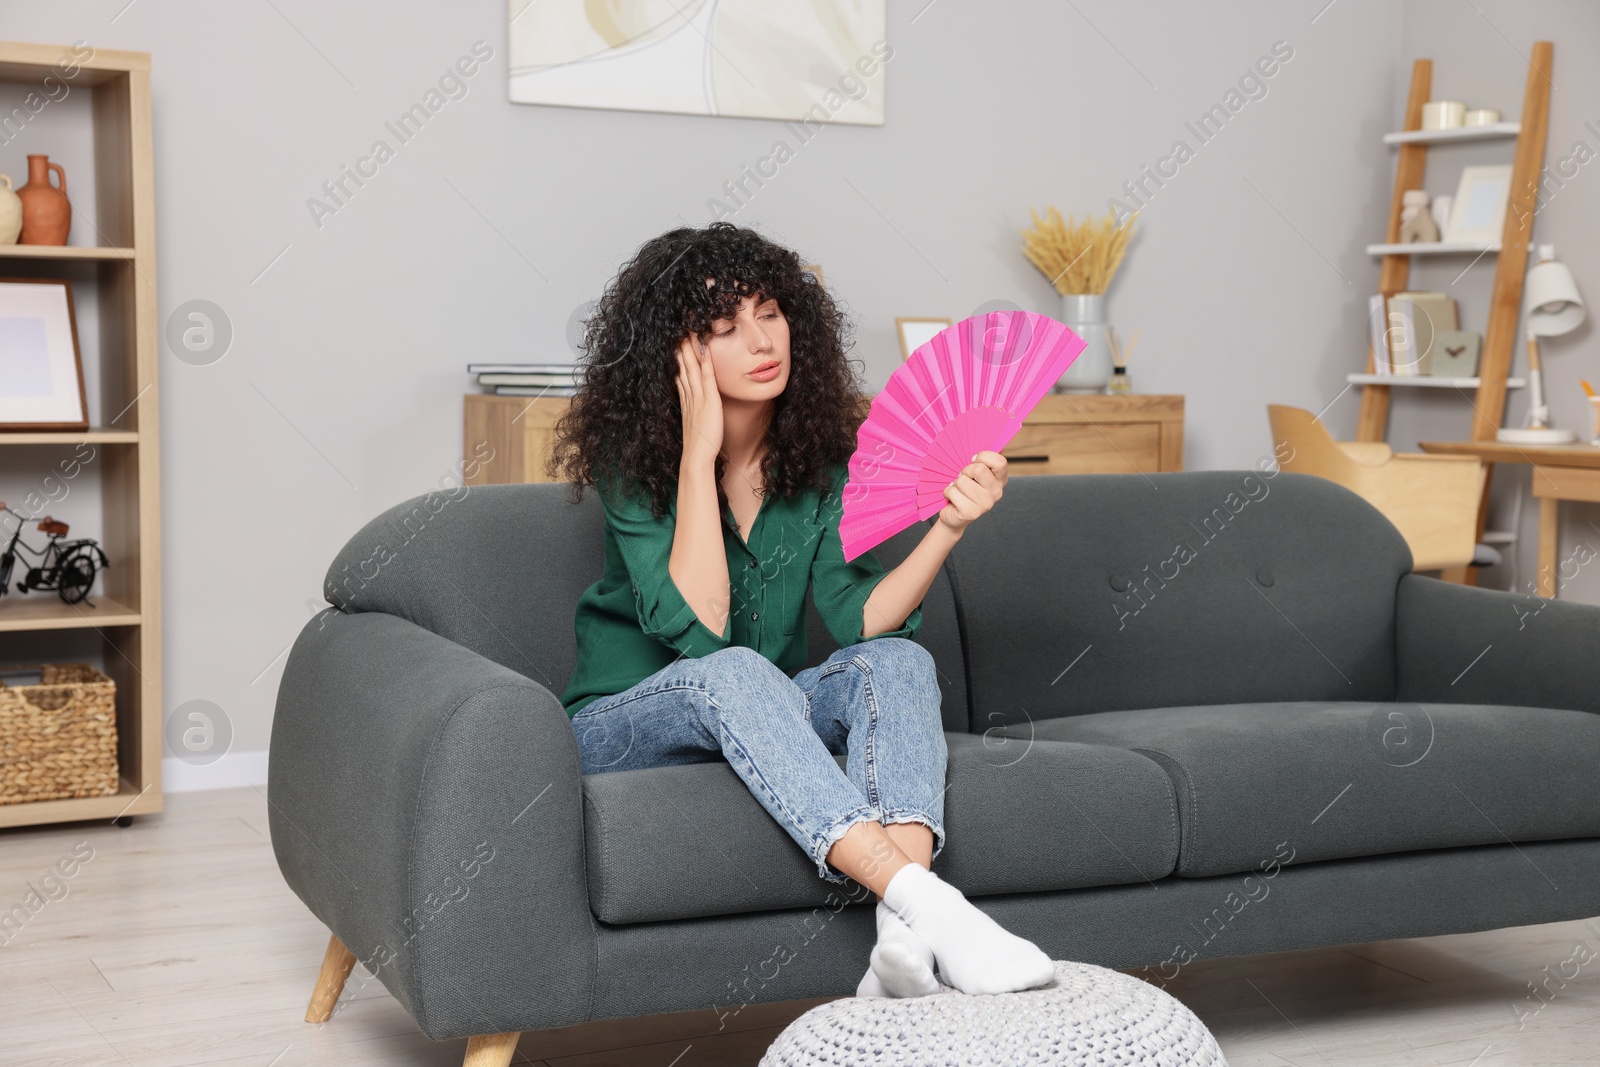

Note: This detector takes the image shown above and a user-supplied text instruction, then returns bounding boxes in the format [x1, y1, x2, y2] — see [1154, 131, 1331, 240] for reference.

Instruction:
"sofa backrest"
[321, 481, 972, 733]
[946, 470, 1412, 732]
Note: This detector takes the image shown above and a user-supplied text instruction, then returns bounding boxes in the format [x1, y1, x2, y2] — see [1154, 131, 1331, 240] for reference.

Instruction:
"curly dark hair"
[546, 221, 870, 520]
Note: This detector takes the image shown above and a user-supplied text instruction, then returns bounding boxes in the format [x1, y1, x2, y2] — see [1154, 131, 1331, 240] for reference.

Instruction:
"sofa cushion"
[945, 472, 1412, 732]
[322, 482, 973, 733]
[991, 702, 1600, 878]
[582, 732, 1179, 924]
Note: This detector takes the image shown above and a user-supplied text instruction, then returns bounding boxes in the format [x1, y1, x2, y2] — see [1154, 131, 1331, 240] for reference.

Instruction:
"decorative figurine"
[1398, 189, 1440, 244]
[0, 502, 110, 606]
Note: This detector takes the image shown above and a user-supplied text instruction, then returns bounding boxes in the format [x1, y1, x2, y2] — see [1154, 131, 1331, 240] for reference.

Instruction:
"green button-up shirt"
[560, 461, 924, 718]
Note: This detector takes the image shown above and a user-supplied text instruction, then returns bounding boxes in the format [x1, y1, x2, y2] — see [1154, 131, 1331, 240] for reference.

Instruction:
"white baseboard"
[162, 749, 270, 792]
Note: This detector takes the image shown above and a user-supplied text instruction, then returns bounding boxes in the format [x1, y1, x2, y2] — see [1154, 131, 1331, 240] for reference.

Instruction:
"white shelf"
[1383, 123, 1521, 145]
[1367, 241, 1499, 256]
[1347, 373, 1527, 389]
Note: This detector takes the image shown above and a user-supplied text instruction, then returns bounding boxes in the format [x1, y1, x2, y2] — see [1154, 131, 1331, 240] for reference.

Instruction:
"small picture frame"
[800, 262, 824, 288]
[1444, 165, 1513, 245]
[895, 317, 951, 362]
[0, 278, 87, 432]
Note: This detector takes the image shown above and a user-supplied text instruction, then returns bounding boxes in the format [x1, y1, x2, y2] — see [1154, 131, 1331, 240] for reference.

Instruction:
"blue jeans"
[569, 637, 948, 884]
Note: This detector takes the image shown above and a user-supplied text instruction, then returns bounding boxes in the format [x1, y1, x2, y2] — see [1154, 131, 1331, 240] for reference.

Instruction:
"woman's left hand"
[936, 450, 1007, 535]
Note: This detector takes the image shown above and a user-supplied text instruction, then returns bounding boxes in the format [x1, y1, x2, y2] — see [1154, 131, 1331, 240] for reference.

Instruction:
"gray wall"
[0, 1, 1587, 777]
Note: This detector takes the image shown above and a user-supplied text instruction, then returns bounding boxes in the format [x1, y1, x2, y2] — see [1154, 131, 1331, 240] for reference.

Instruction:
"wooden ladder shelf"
[1355, 42, 1554, 584]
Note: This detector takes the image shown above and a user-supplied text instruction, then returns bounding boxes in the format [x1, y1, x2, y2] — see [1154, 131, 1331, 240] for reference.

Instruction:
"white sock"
[881, 863, 1057, 996]
[870, 898, 943, 997]
[856, 899, 941, 997]
[855, 964, 891, 998]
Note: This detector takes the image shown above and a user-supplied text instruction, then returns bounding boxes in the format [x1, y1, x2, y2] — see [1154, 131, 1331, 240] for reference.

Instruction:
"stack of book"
[468, 362, 582, 396]
[1366, 291, 1459, 376]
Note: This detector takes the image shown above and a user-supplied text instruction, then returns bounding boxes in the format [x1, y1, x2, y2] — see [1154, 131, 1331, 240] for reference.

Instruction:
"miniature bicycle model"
[0, 502, 110, 607]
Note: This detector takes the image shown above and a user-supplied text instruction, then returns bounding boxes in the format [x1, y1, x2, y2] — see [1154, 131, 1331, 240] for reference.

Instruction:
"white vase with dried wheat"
[1022, 207, 1137, 394]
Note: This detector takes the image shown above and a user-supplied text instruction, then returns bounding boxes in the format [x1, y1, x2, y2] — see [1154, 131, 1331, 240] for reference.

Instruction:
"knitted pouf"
[759, 960, 1226, 1067]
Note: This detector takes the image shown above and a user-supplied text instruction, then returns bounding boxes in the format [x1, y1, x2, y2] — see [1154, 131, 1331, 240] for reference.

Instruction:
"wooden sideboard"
[464, 392, 1183, 486]
[999, 394, 1183, 475]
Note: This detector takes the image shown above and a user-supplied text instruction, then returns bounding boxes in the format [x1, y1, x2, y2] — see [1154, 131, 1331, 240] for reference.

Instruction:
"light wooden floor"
[1, 786, 1596, 1066]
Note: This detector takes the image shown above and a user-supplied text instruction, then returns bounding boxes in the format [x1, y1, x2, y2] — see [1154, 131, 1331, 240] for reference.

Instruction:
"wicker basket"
[0, 663, 119, 804]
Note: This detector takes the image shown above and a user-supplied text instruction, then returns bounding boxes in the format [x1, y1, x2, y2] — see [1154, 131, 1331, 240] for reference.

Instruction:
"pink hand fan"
[839, 310, 1086, 561]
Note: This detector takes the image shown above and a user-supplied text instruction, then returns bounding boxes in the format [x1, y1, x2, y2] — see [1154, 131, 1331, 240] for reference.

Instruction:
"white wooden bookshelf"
[1356, 45, 1554, 588]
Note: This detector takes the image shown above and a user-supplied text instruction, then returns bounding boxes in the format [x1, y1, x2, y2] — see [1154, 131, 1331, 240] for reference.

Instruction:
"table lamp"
[1499, 244, 1587, 444]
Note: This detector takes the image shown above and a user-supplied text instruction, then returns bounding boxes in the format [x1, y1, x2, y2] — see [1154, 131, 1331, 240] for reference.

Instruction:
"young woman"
[547, 221, 1055, 998]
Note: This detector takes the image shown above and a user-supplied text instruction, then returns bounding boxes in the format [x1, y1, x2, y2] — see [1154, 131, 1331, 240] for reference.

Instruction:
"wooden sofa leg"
[305, 933, 358, 1023]
[464, 1032, 521, 1067]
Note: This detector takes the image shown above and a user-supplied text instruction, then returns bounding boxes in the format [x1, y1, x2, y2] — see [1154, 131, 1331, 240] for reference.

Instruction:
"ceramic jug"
[0, 174, 20, 244]
[17, 154, 71, 245]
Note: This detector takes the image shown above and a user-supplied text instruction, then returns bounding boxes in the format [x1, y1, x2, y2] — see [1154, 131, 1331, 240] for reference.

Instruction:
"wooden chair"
[1268, 404, 1487, 572]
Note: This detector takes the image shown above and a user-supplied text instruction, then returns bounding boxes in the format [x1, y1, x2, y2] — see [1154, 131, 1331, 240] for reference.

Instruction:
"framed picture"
[800, 262, 824, 288]
[508, 1, 887, 125]
[0, 278, 86, 431]
[1444, 165, 1513, 244]
[895, 317, 951, 362]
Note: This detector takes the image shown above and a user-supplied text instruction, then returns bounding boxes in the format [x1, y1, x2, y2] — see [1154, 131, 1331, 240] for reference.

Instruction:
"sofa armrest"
[1395, 572, 1600, 713]
[268, 609, 593, 1040]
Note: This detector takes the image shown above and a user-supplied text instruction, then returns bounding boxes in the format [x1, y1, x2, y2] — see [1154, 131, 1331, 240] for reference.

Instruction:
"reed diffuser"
[1106, 327, 1140, 395]
[1021, 206, 1137, 393]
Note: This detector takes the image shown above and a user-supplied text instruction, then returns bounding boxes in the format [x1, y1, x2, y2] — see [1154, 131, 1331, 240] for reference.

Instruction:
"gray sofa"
[268, 469, 1600, 1064]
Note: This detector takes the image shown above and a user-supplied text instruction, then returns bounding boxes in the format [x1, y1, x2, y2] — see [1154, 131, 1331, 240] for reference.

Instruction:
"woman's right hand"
[675, 334, 724, 469]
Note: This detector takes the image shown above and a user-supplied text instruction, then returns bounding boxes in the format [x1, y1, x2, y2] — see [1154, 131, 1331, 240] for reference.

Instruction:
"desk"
[465, 393, 1184, 485]
[1418, 439, 1600, 597]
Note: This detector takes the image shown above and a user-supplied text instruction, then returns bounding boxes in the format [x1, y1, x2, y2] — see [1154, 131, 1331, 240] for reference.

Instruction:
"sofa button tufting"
[1109, 574, 1131, 592]
[1256, 567, 1275, 587]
